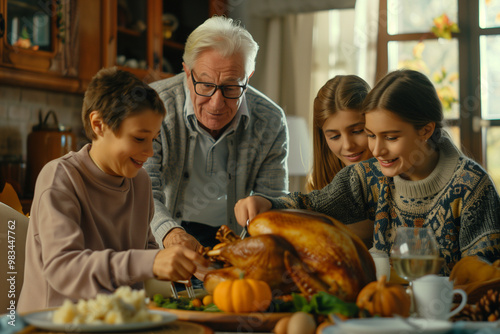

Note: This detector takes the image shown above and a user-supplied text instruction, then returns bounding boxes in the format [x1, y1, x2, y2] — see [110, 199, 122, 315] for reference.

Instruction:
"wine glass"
[390, 227, 442, 282]
[391, 227, 442, 316]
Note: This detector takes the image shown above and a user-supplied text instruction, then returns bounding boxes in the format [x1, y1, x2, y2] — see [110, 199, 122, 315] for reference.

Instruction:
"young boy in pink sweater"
[18, 67, 207, 313]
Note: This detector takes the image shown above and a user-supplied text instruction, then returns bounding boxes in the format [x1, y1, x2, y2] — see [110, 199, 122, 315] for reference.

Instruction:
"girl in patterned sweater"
[235, 69, 500, 274]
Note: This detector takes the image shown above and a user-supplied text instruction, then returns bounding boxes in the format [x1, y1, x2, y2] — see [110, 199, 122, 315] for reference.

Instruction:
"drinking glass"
[391, 227, 442, 282]
[391, 227, 442, 316]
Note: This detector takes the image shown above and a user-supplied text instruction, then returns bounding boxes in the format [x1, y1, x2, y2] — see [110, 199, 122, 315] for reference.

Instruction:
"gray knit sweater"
[267, 136, 500, 274]
[145, 73, 289, 246]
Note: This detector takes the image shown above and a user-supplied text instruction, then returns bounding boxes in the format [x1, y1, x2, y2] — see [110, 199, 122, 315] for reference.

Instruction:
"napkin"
[0, 312, 27, 334]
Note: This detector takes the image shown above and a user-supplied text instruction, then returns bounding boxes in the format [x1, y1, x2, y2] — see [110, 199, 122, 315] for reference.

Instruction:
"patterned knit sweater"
[267, 136, 500, 274]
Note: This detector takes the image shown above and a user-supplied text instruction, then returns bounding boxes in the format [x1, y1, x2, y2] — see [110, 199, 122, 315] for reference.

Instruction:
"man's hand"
[153, 245, 209, 282]
[163, 228, 202, 252]
[234, 195, 272, 227]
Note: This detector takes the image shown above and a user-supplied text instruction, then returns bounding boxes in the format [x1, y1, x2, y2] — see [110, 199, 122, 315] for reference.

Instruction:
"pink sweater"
[18, 145, 159, 313]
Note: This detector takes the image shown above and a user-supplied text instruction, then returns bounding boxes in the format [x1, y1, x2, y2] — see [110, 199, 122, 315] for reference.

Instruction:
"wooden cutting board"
[149, 304, 291, 332]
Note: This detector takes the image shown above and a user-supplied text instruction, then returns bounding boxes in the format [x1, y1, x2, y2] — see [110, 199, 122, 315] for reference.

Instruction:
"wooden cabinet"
[0, 0, 227, 92]
[102, 0, 227, 83]
[0, 0, 103, 93]
[162, 0, 228, 74]
[0, 0, 80, 92]
[101, 0, 165, 84]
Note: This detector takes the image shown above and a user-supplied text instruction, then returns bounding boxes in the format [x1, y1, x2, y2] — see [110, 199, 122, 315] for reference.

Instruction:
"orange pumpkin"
[213, 277, 272, 313]
[356, 275, 411, 317]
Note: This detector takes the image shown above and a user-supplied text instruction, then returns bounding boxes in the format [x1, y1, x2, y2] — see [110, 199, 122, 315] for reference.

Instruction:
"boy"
[18, 68, 207, 313]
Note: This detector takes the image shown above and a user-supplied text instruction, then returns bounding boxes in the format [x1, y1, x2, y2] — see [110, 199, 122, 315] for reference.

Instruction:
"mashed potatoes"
[52, 286, 162, 324]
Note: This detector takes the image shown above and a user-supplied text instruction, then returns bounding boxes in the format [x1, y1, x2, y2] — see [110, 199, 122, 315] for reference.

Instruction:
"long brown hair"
[306, 75, 371, 192]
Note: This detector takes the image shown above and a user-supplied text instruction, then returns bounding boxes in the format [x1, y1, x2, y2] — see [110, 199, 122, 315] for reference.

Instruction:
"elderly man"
[145, 16, 288, 253]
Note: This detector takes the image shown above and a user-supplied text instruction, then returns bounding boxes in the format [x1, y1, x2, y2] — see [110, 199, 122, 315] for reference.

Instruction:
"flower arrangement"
[397, 41, 428, 74]
[397, 13, 460, 113]
[431, 13, 460, 40]
[398, 41, 459, 114]
[433, 67, 459, 112]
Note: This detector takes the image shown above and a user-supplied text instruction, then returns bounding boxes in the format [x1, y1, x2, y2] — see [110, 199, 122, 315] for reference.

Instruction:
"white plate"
[322, 318, 453, 334]
[24, 309, 177, 332]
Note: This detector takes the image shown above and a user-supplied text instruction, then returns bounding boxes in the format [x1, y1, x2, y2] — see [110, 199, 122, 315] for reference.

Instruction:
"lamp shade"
[286, 116, 311, 176]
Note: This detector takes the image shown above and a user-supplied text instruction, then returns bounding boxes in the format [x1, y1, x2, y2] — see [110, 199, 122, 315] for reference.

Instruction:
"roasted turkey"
[204, 209, 376, 301]
[203, 234, 299, 295]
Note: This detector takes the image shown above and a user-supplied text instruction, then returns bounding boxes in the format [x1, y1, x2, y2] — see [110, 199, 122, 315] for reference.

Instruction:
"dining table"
[2, 313, 276, 334]
[3, 298, 500, 334]
[0, 279, 278, 334]
[4, 311, 500, 334]
[3, 274, 499, 334]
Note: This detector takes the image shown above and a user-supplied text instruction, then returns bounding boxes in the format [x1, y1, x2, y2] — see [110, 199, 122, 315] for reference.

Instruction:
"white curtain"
[309, 9, 357, 124]
[253, 14, 314, 192]
[246, 3, 379, 118]
[231, 0, 378, 191]
[257, 14, 314, 120]
[354, 0, 380, 87]
[309, 0, 380, 111]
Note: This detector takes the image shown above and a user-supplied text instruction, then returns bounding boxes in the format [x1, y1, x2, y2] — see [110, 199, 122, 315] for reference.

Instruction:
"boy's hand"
[153, 245, 209, 282]
[234, 195, 272, 227]
[163, 228, 202, 252]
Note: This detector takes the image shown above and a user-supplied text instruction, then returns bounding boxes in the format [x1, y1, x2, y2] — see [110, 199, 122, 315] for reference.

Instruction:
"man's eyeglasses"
[191, 70, 247, 99]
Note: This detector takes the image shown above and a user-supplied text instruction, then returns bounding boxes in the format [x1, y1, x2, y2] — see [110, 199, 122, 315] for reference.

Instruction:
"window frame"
[376, 0, 500, 166]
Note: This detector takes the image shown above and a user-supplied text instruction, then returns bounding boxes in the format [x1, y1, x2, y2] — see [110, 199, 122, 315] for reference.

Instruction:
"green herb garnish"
[153, 294, 220, 312]
[153, 291, 358, 317]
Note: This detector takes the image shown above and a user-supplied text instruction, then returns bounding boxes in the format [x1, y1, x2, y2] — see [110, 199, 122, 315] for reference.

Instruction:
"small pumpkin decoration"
[213, 275, 272, 313]
[356, 275, 411, 317]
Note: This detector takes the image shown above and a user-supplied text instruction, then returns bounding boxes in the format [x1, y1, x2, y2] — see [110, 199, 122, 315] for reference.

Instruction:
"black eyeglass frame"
[190, 69, 248, 99]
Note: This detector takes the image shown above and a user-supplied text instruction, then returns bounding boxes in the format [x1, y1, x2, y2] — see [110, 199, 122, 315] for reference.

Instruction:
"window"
[377, 0, 500, 188]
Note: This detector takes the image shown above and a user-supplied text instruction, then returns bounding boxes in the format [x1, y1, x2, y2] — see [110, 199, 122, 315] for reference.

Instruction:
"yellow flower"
[448, 73, 459, 82]
[435, 84, 458, 113]
[413, 42, 425, 58]
[431, 14, 460, 40]
[433, 71, 443, 84]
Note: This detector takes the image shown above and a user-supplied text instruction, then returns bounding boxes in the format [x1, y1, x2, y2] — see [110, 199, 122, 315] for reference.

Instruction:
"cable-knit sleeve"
[264, 163, 369, 224]
[459, 169, 500, 262]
